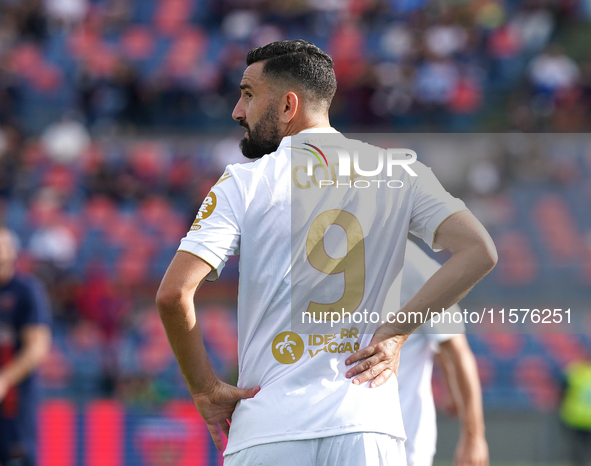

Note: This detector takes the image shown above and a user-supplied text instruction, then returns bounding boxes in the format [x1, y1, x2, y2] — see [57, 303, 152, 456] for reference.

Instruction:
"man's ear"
[280, 91, 299, 124]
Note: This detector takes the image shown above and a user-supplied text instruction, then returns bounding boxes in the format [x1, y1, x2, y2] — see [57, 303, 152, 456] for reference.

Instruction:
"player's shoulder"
[8, 273, 44, 296]
[219, 149, 286, 187]
[225, 153, 270, 175]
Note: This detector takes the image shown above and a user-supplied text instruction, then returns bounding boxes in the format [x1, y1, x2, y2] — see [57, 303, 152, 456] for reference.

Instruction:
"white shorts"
[405, 443, 435, 466]
[224, 432, 407, 466]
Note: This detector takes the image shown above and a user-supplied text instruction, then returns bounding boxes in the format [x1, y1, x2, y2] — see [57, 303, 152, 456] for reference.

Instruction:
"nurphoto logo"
[291, 144, 418, 189]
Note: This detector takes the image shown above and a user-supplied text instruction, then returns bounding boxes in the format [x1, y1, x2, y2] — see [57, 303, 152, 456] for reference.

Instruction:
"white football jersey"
[178, 128, 467, 455]
[398, 240, 465, 466]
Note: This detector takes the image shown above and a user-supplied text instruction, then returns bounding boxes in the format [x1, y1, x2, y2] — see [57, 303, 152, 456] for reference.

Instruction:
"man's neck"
[284, 117, 332, 137]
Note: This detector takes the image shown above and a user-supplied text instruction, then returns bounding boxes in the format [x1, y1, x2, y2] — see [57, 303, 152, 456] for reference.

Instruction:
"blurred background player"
[559, 355, 591, 466]
[398, 240, 488, 466]
[0, 227, 51, 466]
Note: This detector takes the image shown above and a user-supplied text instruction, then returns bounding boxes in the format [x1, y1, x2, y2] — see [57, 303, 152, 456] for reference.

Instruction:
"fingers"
[195, 383, 261, 454]
[345, 332, 397, 366]
[392, 357, 400, 378]
[344, 334, 405, 387]
[208, 418, 233, 451]
[220, 419, 231, 439]
[345, 354, 380, 378]
[345, 345, 375, 365]
[367, 367, 394, 388]
[206, 422, 223, 451]
[230, 385, 260, 400]
[352, 361, 391, 386]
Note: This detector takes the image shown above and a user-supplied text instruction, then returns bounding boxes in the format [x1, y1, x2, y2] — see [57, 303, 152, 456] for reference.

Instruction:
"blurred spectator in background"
[44, 0, 89, 29]
[529, 45, 580, 97]
[0, 0, 587, 133]
[41, 117, 90, 164]
[0, 227, 51, 466]
[560, 356, 591, 466]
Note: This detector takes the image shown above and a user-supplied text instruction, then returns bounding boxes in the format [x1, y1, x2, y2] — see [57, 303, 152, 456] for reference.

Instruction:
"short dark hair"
[246, 40, 337, 108]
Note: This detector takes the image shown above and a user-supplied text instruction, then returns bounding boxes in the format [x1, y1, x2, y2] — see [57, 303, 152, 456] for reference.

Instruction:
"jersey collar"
[277, 127, 339, 152]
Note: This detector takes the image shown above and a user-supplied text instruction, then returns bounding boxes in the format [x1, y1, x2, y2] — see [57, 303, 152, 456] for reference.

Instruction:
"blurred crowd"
[0, 0, 591, 409]
[0, 0, 591, 133]
[0, 130, 247, 405]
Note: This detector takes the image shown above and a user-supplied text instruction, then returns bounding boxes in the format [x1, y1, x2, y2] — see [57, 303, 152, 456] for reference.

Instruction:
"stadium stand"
[0, 0, 591, 132]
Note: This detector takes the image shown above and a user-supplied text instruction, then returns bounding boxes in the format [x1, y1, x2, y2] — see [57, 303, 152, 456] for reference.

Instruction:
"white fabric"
[178, 128, 467, 456]
[224, 433, 407, 466]
[398, 241, 465, 466]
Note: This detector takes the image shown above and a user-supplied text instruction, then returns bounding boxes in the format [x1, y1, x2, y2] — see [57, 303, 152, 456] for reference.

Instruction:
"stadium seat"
[120, 26, 156, 60]
[513, 355, 559, 410]
[537, 333, 589, 368]
[83, 196, 119, 231]
[532, 195, 584, 264]
[495, 231, 539, 285]
[154, 0, 194, 35]
[481, 333, 525, 360]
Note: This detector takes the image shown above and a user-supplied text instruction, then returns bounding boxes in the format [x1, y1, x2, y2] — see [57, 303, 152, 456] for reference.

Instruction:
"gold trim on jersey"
[215, 173, 233, 185]
[431, 209, 470, 250]
[176, 250, 219, 282]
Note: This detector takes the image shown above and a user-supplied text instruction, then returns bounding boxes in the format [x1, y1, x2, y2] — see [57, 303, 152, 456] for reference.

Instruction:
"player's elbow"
[155, 284, 183, 316]
[455, 234, 497, 276]
[479, 238, 498, 273]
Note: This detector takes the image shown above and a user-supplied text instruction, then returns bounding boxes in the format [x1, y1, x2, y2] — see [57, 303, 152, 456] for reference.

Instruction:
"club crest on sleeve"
[190, 192, 217, 231]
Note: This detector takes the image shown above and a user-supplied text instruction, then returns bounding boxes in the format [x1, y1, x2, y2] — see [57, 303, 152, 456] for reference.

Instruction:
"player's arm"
[346, 211, 497, 385]
[394, 210, 497, 331]
[156, 251, 259, 451]
[0, 324, 51, 401]
[438, 335, 489, 466]
[435, 351, 459, 416]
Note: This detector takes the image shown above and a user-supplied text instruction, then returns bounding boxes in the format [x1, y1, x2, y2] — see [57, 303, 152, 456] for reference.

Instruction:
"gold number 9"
[305, 210, 365, 319]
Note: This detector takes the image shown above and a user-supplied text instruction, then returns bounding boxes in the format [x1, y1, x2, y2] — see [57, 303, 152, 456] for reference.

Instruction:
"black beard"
[239, 105, 282, 159]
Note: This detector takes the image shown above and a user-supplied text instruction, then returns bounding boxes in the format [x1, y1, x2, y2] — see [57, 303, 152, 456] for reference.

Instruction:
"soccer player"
[156, 39, 497, 465]
[0, 227, 52, 466]
[398, 240, 488, 466]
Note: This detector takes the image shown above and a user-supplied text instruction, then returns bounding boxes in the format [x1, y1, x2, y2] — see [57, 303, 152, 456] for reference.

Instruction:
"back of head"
[246, 40, 337, 110]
